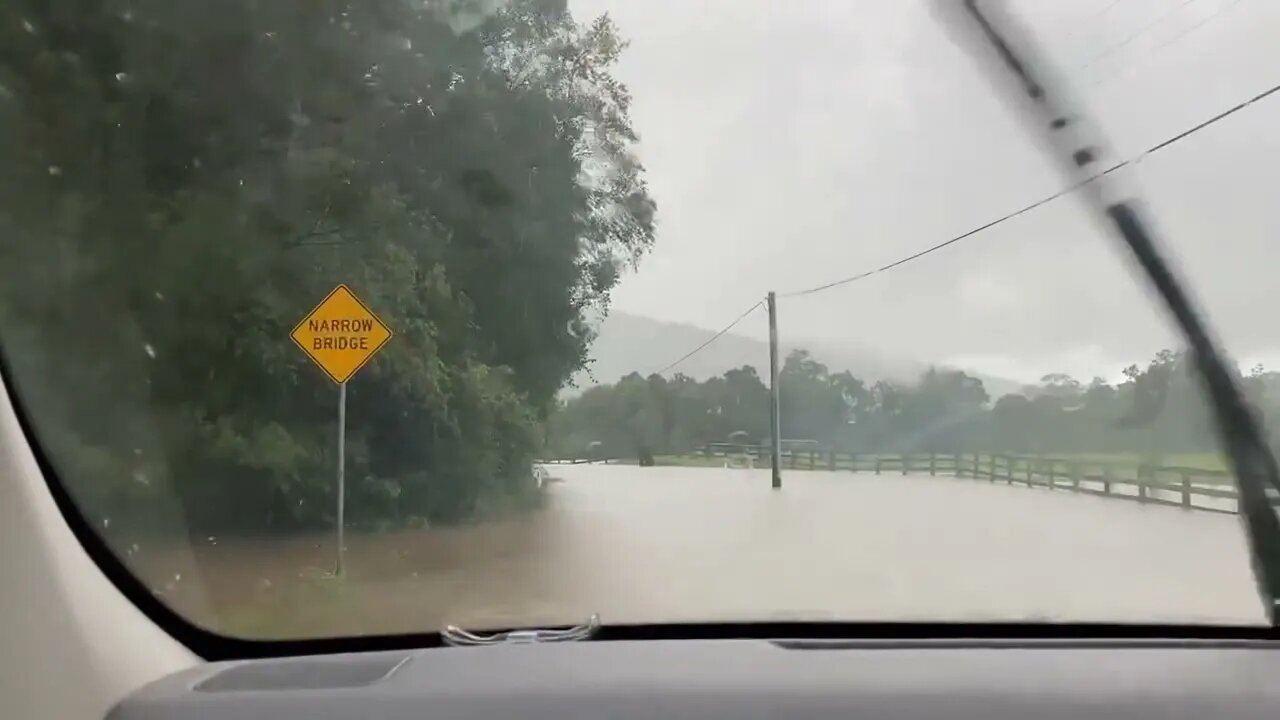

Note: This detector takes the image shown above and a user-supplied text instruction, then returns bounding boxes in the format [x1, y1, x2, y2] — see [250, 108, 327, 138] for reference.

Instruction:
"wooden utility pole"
[767, 291, 782, 489]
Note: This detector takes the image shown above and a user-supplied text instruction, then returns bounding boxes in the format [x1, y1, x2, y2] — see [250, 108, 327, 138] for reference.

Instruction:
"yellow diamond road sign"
[290, 284, 393, 384]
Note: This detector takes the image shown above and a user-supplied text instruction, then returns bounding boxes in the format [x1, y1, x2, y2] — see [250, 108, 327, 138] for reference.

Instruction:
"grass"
[1034, 452, 1228, 472]
[637, 450, 1235, 482]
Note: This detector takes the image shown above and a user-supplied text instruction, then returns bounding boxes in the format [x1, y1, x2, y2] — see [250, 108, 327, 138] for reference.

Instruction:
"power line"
[782, 77, 1280, 300]
[1080, 0, 1200, 71]
[1093, 0, 1251, 90]
[650, 299, 765, 376]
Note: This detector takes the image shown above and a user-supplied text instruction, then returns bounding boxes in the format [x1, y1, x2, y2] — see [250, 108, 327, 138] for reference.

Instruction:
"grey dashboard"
[110, 639, 1280, 719]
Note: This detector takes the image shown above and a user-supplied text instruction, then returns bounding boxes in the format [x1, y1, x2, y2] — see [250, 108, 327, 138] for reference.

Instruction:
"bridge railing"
[696, 445, 1269, 515]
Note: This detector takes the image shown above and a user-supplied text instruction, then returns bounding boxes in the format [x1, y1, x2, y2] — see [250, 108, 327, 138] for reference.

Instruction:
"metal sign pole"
[335, 381, 347, 576]
[289, 284, 393, 577]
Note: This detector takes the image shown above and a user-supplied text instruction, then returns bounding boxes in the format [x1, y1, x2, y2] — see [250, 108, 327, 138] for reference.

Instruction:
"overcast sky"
[567, 0, 1280, 384]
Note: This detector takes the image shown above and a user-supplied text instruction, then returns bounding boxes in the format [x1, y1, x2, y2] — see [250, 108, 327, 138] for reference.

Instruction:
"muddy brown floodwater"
[136, 465, 1267, 639]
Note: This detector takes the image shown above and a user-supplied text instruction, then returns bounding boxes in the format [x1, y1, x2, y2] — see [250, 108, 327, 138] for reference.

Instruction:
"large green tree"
[0, 0, 655, 539]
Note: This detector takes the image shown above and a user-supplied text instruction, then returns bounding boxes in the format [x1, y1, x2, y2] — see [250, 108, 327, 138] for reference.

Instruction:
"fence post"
[1004, 455, 1013, 484]
[809, 449, 816, 469]
[1101, 464, 1112, 495]
[850, 452, 858, 473]
[1181, 472, 1191, 509]
[902, 454, 909, 476]
[829, 450, 836, 471]
[973, 453, 980, 478]
[930, 453, 937, 476]
[1025, 458, 1032, 485]
[988, 454, 996, 482]
[1138, 463, 1148, 503]
[1048, 462, 1055, 490]
[954, 453, 962, 478]
[875, 457, 882, 475]
[1070, 462, 1080, 491]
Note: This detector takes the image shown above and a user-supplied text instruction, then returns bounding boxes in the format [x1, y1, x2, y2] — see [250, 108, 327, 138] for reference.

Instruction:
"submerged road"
[155, 464, 1268, 637]
[421, 464, 1265, 630]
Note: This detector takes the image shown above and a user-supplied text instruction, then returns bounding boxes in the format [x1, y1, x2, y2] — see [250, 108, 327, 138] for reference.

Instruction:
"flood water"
[148, 465, 1268, 638]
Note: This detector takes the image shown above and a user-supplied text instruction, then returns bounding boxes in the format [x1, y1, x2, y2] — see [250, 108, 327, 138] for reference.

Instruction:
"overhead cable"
[782, 77, 1280, 299]
[650, 299, 765, 376]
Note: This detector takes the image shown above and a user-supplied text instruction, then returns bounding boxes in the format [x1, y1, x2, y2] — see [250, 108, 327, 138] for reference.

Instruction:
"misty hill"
[569, 311, 1021, 397]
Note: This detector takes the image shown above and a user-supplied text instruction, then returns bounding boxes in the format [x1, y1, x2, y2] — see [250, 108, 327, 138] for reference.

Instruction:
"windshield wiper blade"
[942, 0, 1280, 625]
[441, 614, 602, 646]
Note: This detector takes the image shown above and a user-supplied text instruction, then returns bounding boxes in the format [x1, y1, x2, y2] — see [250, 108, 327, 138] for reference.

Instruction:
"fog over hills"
[569, 311, 1021, 398]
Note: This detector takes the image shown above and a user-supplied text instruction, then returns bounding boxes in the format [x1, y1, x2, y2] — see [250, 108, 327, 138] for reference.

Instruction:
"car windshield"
[3, 0, 1280, 640]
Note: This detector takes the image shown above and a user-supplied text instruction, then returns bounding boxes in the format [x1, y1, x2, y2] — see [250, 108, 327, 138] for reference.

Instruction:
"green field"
[638, 450, 1234, 480]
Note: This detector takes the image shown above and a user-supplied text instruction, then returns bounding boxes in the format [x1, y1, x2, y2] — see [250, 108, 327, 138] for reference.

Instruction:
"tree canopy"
[0, 0, 655, 540]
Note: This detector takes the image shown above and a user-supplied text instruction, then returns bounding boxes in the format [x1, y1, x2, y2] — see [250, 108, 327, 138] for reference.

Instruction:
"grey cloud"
[571, 0, 1280, 379]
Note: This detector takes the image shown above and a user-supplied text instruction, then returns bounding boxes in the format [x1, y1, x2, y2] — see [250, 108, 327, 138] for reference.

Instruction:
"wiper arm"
[441, 614, 602, 646]
[942, 0, 1280, 625]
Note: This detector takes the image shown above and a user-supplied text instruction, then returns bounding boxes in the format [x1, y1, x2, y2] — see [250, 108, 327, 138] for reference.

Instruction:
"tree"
[0, 0, 655, 539]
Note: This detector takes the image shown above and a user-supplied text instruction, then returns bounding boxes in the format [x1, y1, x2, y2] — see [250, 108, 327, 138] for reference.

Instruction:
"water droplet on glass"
[122, 10, 133, 21]
[102, 517, 111, 529]
[114, 72, 130, 83]
[129, 543, 140, 555]
[192, 157, 201, 168]
[47, 165, 61, 176]
[133, 470, 149, 485]
[402, 37, 413, 50]
[173, 573, 181, 582]
[263, 31, 276, 39]
[144, 343, 156, 358]
[153, 290, 164, 300]
[21, 19, 34, 33]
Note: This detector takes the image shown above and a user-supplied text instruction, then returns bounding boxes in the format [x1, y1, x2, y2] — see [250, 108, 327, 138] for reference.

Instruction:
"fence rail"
[694, 444, 1271, 515]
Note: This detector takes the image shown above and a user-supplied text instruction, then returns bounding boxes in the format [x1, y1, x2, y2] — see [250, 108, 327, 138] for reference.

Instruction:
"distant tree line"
[546, 349, 1280, 461]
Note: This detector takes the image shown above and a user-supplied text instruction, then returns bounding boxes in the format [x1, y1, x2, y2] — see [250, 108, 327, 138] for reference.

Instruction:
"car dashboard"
[109, 638, 1280, 719]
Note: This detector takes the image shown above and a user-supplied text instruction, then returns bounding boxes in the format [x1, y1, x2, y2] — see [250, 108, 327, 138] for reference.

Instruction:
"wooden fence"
[697, 444, 1271, 515]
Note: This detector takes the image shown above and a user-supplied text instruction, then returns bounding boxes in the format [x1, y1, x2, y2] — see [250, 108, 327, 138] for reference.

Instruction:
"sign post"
[290, 284, 393, 576]
[336, 381, 346, 576]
